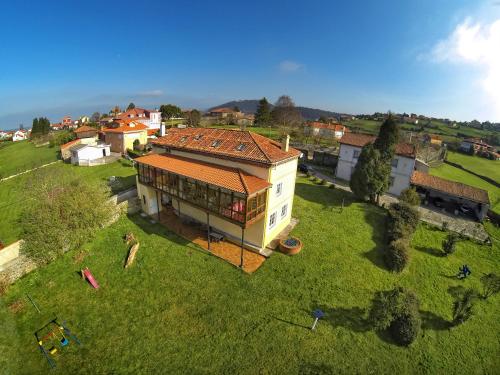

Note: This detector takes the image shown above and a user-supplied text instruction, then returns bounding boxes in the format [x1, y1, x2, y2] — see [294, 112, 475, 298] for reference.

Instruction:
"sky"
[1, 0, 500, 129]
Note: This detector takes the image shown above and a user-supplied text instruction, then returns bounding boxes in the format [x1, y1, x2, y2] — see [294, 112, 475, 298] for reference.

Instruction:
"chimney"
[160, 122, 166, 137]
[282, 134, 290, 152]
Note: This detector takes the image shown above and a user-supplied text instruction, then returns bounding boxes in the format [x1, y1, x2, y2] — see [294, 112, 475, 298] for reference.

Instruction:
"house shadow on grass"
[420, 310, 452, 331]
[127, 213, 207, 258]
[294, 182, 355, 211]
[414, 245, 444, 258]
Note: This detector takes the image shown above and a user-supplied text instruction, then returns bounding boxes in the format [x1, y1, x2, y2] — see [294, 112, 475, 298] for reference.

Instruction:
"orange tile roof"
[103, 122, 148, 133]
[411, 171, 489, 204]
[210, 107, 234, 113]
[308, 122, 346, 132]
[135, 153, 271, 195]
[60, 139, 81, 150]
[74, 125, 97, 133]
[151, 128, 300, 166]
[147, 129, 158, 136]
[339, 133, 416, 158]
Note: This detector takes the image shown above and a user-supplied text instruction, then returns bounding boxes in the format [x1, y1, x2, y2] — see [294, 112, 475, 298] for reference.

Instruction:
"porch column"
[156, 190, 161, 221]
[207, 212, 211, 251]
[240, 227, 245, 269]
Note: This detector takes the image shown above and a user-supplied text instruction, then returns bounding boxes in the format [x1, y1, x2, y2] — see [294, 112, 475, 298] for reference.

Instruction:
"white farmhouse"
[115, 107, 162, 130]
[335, 133, 416, 196]
[12, 130, 28, 142]
[70, 143, 111, 166]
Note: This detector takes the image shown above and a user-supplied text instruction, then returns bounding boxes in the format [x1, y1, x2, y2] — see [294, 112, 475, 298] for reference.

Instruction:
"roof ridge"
[237, 169, 250, 195]
[248, 131, 272, 163]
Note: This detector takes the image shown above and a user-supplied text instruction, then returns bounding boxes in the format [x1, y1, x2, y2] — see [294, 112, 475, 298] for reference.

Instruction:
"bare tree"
[271, 95, 303, 136]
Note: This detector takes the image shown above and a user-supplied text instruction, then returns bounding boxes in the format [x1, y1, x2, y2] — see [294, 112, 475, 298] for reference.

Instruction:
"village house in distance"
[134, 128, 300, 254]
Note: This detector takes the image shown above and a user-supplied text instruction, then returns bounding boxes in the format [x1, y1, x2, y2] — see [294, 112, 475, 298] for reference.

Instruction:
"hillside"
[208, 100, 343, 120]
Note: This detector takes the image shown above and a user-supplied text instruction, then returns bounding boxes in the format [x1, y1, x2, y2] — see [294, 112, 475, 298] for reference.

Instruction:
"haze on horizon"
[1, 0, 500, 129]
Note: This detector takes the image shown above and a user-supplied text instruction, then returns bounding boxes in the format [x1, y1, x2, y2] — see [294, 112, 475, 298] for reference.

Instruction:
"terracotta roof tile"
[210, 107, 234, 113]
[74, 125, 97, 133]
[60, 139, 81, 150]
[308, 122, 346, 132]
[411, 171, 489, 204]
[152, 128, 300, 165]
[135, 153, 271, 195]
[339, 133, 416, 158]
[103, 121, 148, 133]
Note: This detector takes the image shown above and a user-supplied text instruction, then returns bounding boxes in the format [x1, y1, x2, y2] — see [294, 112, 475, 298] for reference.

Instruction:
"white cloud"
[279, 60, 303, 73]
[138, 89, 164, 97]
[429, 18, 500, 119]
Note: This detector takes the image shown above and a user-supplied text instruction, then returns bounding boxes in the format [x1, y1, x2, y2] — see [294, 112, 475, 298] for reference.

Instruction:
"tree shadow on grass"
[420, 310, 452, 331]
[414, 245, 444, 258]
[271, 315, 311, 330]
[312, 304, 371, 333]
[298, 361, 335, 375]
[362, 205, 388, 271]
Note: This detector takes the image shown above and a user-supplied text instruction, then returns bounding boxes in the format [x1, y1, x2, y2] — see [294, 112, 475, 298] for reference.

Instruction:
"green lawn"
[0, 160, 136, 246]
[210, 123, 281, 140]
[1, 178, 498, 373]
[430, 163, 500, 214]
[0, 141, 59, 178]
[446, 151, 500, 184]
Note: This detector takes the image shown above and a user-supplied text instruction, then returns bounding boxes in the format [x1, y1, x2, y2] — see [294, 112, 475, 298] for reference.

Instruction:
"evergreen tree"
[374, 114, 399, 162]
[254, 97, 272, 127]
[32, 118, 40, 135]
[350, 144, 390, 203]
[127, 102, 136, 110]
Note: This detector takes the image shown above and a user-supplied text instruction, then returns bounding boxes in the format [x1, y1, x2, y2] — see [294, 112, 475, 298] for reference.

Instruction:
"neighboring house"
[51, 123, 65, 131]
[422, 134, 442, 146]
[70, 143, 111, 165]
[0, 131, 10, 139]
[12, 130, 28, 142]
[60, 139, 82, 161]
[335, 133, 416, 196]
[209, 107, 244, 120]
[114, 107, 161, 129]
[103, 120, 148, 153]
[459, 138, 492, 154]
[62, 116, 73, 128]
[74, 125, 98, 139]
[304, 122, 348, 139]
[411, 171, 490, 221]
[136, 128, 301, 254]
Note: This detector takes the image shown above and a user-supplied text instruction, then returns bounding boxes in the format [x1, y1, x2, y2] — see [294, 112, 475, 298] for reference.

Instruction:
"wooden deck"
[156, 208, 267, 273]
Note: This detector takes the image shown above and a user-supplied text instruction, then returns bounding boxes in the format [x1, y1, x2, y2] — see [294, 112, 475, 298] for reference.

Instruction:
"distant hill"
[208, 100, 343, 120]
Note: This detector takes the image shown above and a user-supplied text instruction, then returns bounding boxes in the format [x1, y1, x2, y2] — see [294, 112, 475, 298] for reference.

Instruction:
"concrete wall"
[0, 240, 22, 267]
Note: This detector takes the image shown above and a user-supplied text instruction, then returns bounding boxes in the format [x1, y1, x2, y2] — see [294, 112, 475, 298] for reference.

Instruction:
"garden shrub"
[387, 202, 420, 242]
[452, 288, 477, 326]
[369, 287, 421, 346]
[328, 183, 335, 189]
[320, 179, 328, 185]
[399, 188, 420, 206]
[385, 239, 410, 272]
[442, 233, 459, 256]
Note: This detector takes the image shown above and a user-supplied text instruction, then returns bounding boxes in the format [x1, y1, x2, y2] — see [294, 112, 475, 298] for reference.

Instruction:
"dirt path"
[0, 160, 61, 182]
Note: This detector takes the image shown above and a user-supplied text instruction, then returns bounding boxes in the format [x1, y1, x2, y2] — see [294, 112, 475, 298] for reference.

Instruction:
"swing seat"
[60, 337, 69, 346]
[49, 347, 58, 355]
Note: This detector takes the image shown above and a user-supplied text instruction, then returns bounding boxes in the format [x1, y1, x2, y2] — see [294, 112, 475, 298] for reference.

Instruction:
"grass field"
[446, 151, 499, 184]
[430, 163, 500, 214]
[1, 177, 498, 373]
[0, 141, 59, 178]
[209, 123, 282, 140]
[0, 160, 136, 246]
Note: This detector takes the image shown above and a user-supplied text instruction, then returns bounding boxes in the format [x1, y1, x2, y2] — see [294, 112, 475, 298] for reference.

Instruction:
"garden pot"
[279, 237, 303, 255]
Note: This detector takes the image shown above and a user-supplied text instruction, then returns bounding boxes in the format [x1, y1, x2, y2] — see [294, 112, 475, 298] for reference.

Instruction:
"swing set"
[34, 318, 81, 369]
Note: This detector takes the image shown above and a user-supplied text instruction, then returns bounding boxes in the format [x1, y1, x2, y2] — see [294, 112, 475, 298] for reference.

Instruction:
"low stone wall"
[0, 240, 22, 269]
[444, 160, 500, 188]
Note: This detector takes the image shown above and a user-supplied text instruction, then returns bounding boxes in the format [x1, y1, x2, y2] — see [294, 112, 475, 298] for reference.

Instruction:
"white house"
[304, 122, 348, 139]
[136, 128, 301, 254]
[115, 107, 161, 130]
[70, 143, 111, 166]
[12, 130, 28, 142]
[335, 133, 416, 196]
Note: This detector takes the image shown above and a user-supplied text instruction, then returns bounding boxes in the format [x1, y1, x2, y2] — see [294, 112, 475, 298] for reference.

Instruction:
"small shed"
[70, 143, 110, 165]
[410, 171, 490, 221]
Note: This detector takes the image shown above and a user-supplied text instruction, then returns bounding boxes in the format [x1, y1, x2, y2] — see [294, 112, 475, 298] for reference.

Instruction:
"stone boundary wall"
[0, 240, 22, 268]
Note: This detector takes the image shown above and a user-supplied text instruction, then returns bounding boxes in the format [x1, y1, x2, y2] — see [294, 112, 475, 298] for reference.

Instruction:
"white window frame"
[281, 204, 288, 219]
[276, 182, 283, 197]
[353, 150, 360, 159]
[269, 212, 277, 229]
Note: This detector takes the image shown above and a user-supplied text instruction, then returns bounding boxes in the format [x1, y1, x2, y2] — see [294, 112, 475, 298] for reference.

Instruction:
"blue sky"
[1, 0, 499, 129]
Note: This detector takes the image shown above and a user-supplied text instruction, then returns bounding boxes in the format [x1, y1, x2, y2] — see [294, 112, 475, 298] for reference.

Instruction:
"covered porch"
[135, 153, 272, 272]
